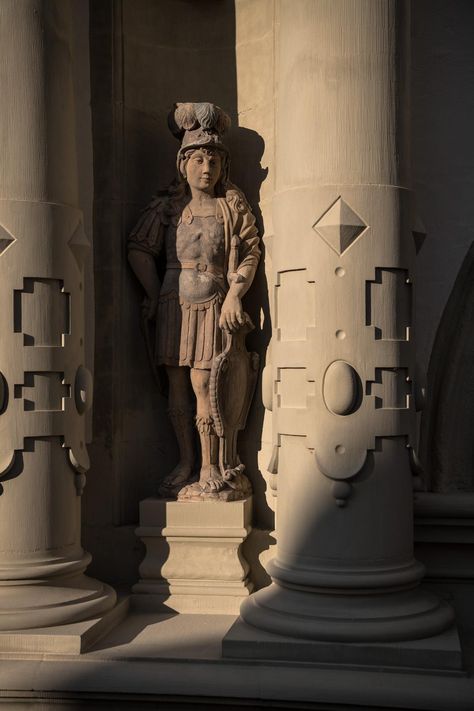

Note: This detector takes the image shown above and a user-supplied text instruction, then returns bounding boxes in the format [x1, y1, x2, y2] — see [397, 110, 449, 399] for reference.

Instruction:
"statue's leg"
[158, 366, 195, 495]
[190, 367, 226, 492]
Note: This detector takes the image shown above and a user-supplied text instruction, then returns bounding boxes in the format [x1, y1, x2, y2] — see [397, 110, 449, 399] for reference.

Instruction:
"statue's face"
[185, 148, 222, 194]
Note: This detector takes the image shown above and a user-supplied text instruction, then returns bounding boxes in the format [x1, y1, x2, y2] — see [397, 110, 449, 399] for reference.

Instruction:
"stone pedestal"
[133, 498, 253, 614]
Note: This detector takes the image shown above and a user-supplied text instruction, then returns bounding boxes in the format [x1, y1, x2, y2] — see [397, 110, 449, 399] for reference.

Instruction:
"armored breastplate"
[162, 204, 226, 302]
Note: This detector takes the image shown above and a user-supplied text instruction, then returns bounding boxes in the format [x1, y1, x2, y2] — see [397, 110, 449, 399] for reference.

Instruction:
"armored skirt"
[156, 291, 224, 370]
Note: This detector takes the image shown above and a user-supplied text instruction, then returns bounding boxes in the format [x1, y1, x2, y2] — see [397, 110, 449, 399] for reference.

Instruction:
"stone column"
[0, 0, 116, 630]
[235, 0, 454, 646]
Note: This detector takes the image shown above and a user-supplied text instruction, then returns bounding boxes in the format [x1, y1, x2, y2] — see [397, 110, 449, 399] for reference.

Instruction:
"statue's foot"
[177, 464, 253, 502]
[158, 462, 194, 498]
[199, 465, 227, 493]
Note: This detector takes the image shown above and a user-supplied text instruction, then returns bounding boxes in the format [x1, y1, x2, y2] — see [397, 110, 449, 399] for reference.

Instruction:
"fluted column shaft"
[0, 0, 115, 630]
[241, 0, 452, 642]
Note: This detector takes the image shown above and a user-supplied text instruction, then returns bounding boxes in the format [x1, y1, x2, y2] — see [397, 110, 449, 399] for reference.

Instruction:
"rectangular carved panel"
[14, 278, 70, 346]
[18, 372, 70, 411]
[275, 270, 316, 341]
[366, 268, 411, 341]
[367, 368, 410, 409]
[276, 368, 315, 408]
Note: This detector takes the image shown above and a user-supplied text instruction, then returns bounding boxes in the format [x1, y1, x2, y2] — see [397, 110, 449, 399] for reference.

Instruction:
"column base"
[0, 597, 128, 655]
[223, 615, 463, 672]
[237, 580, 455, 643]
[0, 572, 117, 631]
[133, 497, 253, 615]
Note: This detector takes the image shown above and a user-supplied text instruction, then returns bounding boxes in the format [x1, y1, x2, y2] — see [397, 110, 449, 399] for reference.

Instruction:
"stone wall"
[84, 0, 474, 587]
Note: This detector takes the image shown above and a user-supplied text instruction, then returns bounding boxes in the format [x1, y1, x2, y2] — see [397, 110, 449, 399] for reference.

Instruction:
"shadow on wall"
[420, 241, 474, 493]
[86, 0, 271, 587]
[411, 1, 474, 494]
[230, 126, 273, 533]
[412, 0, 474, 379]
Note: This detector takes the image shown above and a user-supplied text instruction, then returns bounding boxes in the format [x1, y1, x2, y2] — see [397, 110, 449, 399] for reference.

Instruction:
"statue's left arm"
[220, 198, 261, 331]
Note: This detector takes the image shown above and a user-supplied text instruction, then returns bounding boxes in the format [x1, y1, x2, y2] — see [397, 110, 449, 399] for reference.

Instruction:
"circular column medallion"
[323, 360, 362, 416]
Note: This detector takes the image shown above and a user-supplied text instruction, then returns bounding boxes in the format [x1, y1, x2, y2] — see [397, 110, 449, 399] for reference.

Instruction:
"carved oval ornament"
[74, 365, 93, 415]
[323, 360, 362, 416]
[0, 371, 7, 414]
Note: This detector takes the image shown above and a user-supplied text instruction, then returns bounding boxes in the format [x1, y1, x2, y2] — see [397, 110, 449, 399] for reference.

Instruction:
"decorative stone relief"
[14, 278, 70, 347]
[275, 269, 316, 341]
[275, 368, 316, 409]
[16, 372, 70, 412]
[269, 188, 418, 507]
[128, 102, 260, 501]
[367, 368, 411, 409]
[0, 205, 91, 482]
[313, 197, 367, 255]
[412, 214, 427, 254]
[74, 365, 93, 416]
[323, 361, 362, 416]
[0, 223, 16, 256]
[68, 220, 91, 270]
[0, 0, 117, 632]
[366, 268, 412, 341]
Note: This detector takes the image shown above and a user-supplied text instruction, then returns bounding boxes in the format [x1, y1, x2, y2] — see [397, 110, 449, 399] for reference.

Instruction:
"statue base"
[177, 469, 252, 502]
[133, 497, 253, 614]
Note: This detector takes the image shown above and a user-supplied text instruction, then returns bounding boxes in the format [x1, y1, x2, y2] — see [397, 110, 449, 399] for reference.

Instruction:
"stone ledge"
[414, 493, 474, 520]
[0, 597, 129, 656]
[0, 611, 473, 710]
[131, 591, 250, 615]
[414, 493, 474, 580]
[223, 617, 464, 672]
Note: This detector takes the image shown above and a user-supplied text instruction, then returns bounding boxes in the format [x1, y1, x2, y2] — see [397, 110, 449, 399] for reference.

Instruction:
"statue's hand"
[142, 294, 158, 321]
[219, 293, 245, 332]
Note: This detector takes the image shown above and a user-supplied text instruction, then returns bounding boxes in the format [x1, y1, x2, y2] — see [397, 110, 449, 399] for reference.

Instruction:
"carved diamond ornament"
[412, 214, 427, 254]
[0, 223, 16, 256]
[68, 221, 90, 269]
[313, 197, 367, 255]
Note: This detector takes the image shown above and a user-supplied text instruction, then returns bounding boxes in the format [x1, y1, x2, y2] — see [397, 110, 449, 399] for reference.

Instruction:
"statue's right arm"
[128, 248, 161, 320]
[127, 194, 166, 320]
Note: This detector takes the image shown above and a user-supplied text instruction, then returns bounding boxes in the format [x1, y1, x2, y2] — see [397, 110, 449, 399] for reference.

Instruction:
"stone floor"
[0, 588, 474, 711]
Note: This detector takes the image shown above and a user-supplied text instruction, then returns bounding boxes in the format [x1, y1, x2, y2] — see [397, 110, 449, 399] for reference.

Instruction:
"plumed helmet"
[168, 102, 231, 162]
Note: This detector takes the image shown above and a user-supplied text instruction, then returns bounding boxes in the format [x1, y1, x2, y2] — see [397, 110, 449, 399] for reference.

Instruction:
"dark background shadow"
[411, 0, 474, 491]
[232, 127, 273, 533]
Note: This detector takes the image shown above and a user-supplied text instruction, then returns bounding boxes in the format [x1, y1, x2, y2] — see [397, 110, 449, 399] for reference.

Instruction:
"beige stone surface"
[0, 0, 115, 630]
[82, 0, 474, 599]
[235, 0, 276, 534]
[237, 0, 455, 648]
[0, 598, 128, 656]
[0, 4, 473, 708]
[0, 604, 474, 709]
[224, 616, 463, 670]
[133, 498, 253, 613]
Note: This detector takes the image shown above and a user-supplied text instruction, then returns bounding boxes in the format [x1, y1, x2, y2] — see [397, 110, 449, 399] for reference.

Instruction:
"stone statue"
[128, 102, 260, 501]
